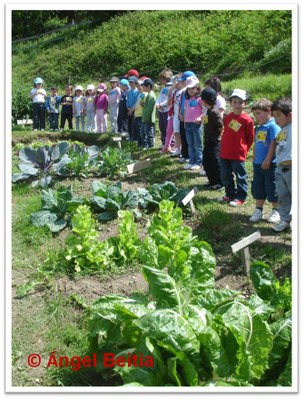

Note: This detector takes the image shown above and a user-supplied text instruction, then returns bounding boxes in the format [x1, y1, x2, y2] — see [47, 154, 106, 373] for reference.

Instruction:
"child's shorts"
[251, 163, 278, 202]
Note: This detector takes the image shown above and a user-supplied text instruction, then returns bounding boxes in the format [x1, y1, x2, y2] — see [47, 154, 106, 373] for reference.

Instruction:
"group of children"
[29, 69, 292, 232]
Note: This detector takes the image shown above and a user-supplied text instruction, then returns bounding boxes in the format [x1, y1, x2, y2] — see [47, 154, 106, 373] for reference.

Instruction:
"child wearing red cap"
[125, 69, 139, 79]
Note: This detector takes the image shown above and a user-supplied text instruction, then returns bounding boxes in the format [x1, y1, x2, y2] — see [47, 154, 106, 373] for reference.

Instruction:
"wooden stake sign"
[231, 231, 261, 276]
[112, 136, 122, 149]
[181, 187, 199, 214]
[127, 158, 152, 174]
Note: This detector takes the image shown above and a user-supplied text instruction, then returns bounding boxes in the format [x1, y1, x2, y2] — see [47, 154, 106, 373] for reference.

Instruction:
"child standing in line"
[204, 77, 226, 118]
[95, 83, 108, 133]
[182, 76, 203, 170]
[117, 79, 129, 135]
[177, 71, 196, 163]
[108, 77, 121, 134]
[200, 87, 224, 190]
[168, 76, 184, 157]
[84, 84, 96, 133]
[60, 85, 74, 131]
[271, 98, 292, 232]
[29, 77, 47, 131]
[249, 98, 281, 223]
[140, 78, 156, 149]
[218, 89, 254, 207]
[155, 68, 173, 148]
[73, 85, 85, 132]
[126, 76, 139, 140]
[133, 78, 147, 147]
[45, 87, 61, 131]
[161, 75, 176, 153]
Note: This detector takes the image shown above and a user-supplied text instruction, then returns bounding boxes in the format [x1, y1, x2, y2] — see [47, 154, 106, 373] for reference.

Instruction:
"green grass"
[222, 73, 292, 101]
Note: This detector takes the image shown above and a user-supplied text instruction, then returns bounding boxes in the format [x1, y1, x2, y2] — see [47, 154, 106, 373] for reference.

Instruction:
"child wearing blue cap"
[29, 77, 47, 131]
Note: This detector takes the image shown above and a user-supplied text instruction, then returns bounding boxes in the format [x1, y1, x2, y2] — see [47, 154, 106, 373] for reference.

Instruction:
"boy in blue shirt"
[46, 87, 61, 131]
[126, 76, 139, 140]
[249, 98, 281, 223]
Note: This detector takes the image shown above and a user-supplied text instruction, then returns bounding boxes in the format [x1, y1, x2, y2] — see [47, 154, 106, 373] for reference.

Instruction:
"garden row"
[12, 136, 292, 387]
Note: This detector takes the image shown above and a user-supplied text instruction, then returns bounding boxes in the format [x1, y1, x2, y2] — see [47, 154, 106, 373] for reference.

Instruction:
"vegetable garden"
[11, 129, 292, 388]
[10, 8, 293, 390]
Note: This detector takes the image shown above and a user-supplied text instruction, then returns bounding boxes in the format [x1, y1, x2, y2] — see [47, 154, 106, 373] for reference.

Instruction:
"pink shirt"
[184, 97, 203, 123]
[95, 93, 108, 111]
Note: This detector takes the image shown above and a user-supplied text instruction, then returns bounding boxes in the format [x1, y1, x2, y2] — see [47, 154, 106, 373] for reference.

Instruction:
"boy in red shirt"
[218, 89, 254, 206]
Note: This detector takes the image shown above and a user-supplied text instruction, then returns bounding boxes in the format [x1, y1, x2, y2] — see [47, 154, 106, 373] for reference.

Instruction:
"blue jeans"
[252, 163, 277, 202]
[49, 113, 59, 130]
[158, 111, 168, 145]
[140, 122, 155, 148]
[185, 122, 203, 165]
[133, 117, 142, 146]
[220, 159, 248, 201]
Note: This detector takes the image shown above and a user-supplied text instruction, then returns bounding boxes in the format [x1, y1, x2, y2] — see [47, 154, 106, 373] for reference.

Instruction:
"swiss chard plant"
[12, 142, 70, 187]
[30, 186, 85, 232]
[88, 200, 292, 387]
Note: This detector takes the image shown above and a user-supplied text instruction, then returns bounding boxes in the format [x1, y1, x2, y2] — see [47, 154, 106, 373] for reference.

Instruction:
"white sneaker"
[200, 169, 206, 176]
[183, 163, 193, 170]
[267, 209, 280, 223]
[272, 220, 290, 232]
[249, 208, 263, 222]
[190, 164, 201, 170]
[170, 150, 181, 157]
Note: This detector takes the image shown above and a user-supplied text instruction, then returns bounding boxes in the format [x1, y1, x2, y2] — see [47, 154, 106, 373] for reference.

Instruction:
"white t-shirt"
[215, 94, 226, 112]
[30, 88, 46, 103]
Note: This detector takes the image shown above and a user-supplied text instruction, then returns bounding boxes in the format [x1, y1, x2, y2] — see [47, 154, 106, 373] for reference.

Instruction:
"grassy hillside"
[12, 10, 292, 121]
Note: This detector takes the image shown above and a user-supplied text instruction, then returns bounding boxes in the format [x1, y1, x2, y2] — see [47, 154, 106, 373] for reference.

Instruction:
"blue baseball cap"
[34, 77, 43, 85]
[120, 78, 129, 86]
[177, 71, 196, 81]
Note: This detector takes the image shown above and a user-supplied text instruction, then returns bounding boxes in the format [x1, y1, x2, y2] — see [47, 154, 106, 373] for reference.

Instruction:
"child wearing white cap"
[108, 77, 121, 134]
[73, 85, 85, 132]
[218, 89, 254, 207]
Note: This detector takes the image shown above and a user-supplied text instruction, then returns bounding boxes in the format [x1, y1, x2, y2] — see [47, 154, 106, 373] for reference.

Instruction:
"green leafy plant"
[88, 200, 292, 387]
[65, 205, 115, 274]
[63, 144, 99, 177]
[30, 186, 85, 232]
[90, 181, 150, 222]
[146, 181, 189, 209]
[98, 147, 133, 178]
